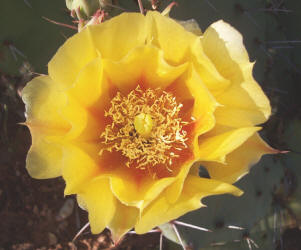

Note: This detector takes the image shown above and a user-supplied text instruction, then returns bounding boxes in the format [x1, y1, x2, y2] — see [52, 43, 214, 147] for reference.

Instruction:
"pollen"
[99, 86, 188, 171]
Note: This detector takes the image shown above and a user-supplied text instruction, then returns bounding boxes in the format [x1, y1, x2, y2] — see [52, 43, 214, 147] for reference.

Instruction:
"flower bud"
[66, 0, 111, 18]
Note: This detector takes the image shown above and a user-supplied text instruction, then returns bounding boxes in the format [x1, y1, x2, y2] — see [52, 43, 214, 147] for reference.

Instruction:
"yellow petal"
[202, 20, 249, 82]
[202, 20, 271, 126]
[135, 175, 242, 234]
[214, 76, 271, 127]
[167, 65, 218, 157]
[68, 58, 108, 109]
[168, 65, 217, 133]
[77, 194, 87, 210]
[89, 12, 148, 60]
[62, 143, 101, 195]
[108, 201, 139, 242]
[146, 11, 198, 64]
[59, 95, 102, 141]
[202, 133, 278, 183]
[103, 46, 188, 93]
[22, 75, 70, 134]
[109, 168, 175, 208]
[198, 126, 261, 162]
[140, 177, 176, 209]
[191, 39, 231, 96]
[77, 177, 116, 234]
[25, 135, 63, 179]
[48, 27, 98, 89]
[214, 106, 267, 128]
[164, 161, 193, 204]
[22, 76, 71, 179]
[183, 66, 218, 136]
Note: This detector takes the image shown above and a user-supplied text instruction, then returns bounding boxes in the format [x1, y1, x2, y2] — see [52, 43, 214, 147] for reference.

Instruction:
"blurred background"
[0, 0, 301, 249]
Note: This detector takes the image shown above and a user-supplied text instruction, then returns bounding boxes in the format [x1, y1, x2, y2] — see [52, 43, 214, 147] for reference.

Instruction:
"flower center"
[100, 86, 188, 171]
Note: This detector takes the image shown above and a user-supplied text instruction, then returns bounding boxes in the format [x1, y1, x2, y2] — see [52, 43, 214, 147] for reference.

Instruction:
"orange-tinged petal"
[184, 66, 218, 136]
[108, 201, 139, 242]
[109, 171, 145, 207]
[62, 143, 101, 195]
[198, 126, 261, 162]
[48, 27, 98, 89]
[146, 11, 198, 64]
[202, 20, 271, 126]
[103, 46, 188, 93]
[167, 65, 218, 157]
[109, 168, 175, 208]
[168, 65, 218, 135]
[77, 177, 116, 234]
[202, 133, 278, 183]
[89, 13, 148, 60]
[22, 75, 70, 134]
[135, 175, 242, 234]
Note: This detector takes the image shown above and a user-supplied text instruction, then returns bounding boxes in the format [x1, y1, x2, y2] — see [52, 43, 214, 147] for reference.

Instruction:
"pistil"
[134, 113, 153, 138]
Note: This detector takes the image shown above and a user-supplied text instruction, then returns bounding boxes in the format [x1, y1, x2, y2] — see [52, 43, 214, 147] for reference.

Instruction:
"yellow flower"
[22, 11, 277, 241]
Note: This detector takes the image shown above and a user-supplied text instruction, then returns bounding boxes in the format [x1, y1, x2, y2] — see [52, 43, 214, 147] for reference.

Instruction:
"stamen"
[99, 86, 188, 172]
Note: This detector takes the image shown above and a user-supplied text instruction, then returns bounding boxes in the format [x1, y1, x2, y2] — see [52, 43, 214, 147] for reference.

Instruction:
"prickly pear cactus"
[2, 0, 300, 249]
[173, 156, 282, 249]
[282, 120, 301, 223]
[167, 1, 301, 249]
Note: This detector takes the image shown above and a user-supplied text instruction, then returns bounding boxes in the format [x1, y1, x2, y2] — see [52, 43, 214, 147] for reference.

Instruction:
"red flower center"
[100, 85, 194, 178]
